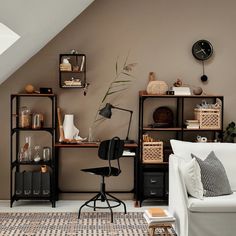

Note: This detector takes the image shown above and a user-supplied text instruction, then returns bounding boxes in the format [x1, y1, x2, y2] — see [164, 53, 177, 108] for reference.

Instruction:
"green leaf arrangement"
[222, 122, 236, 142]
[92, 54, 137, 126]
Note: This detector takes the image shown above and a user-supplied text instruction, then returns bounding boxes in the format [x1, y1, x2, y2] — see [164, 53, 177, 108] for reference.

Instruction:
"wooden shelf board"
[11, 93, 56, 97]
[55, 142, 138, 148]
[139, 90, 223, 98]
[143, 127, 182, 131]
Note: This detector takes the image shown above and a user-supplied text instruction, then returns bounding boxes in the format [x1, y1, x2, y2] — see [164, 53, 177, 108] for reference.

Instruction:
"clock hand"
[201, 48, 206, 55]
[195, 49, 203, 54]
[196, 48, 206, 54]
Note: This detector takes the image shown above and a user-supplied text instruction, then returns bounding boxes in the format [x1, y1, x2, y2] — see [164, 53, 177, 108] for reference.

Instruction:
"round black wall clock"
[192, 39, 213, 82]
[192, 40, 213, 61]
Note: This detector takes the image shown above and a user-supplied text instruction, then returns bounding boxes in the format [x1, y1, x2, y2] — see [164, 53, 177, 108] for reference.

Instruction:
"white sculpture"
[63, 114, 79, 140]
[62, 58, 70, 64]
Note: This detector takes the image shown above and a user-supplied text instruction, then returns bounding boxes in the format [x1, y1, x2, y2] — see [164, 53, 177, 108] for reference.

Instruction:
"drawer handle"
[150, 179, 157, 184]
[150, 191, 157, 195]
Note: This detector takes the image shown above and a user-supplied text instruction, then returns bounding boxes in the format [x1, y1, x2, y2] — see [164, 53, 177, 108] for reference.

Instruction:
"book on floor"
[147, 208, 166, 217]
[143, 208, 175, 225]
[143, 213, 175, 226]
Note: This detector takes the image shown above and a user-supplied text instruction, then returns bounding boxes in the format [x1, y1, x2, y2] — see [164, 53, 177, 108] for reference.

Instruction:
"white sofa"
[169, 139, 236, 236]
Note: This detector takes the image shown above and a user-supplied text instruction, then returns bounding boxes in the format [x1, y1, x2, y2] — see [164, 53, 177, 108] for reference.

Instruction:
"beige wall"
[1, 0, 236, 200]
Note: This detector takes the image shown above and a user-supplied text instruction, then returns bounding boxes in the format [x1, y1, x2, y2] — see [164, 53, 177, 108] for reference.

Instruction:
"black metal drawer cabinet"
[143, 172, 164, 198]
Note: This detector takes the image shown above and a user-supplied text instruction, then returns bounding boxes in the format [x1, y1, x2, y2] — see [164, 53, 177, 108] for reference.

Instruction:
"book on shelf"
[186, 125, 200, 129]
[122, 150, 136, 156]
[185, 119, 200, 129]
[79, 56, 85, 71]
[170, 86, 191, 95]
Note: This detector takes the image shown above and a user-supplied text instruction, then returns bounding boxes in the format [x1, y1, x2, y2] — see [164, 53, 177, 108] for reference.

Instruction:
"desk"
[55, 142, 139, 205]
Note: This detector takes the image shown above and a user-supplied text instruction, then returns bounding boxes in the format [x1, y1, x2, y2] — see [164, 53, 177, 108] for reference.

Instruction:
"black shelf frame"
[138, 91, 224, 206]
[10, 94, 57, 207]
[59, 53, 86, 89]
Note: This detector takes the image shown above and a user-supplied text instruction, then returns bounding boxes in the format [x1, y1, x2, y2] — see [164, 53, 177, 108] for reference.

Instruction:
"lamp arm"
[111, 105, 133, 141]
[111, 105, 133, 113]
[125, 110, 133, 141]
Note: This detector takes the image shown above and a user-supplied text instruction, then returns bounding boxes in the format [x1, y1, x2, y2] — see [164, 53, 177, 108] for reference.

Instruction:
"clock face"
[192, 40, 213, 61]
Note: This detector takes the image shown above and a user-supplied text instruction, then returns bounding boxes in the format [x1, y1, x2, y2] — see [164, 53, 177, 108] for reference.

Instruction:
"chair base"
[78, 181, 127, 223]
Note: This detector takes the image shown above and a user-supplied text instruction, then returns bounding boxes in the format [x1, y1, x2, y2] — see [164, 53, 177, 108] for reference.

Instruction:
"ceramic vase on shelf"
[63, 114, 79, 140]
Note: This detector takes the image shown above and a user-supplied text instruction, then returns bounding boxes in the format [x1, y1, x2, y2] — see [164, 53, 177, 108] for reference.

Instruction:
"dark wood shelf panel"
[11, 93, 56, 97]
[143, 127, 182, 131]
[61, 85, 85, 89]
[12, 160, 52, 167]
[60, 53, 86, 56]
[12, 127, 54, 132]
[142, 162, 169, 166]
[59, 70, 84, 73]
[13, 195, 52, 200]
[139, 90, 223, 98]
[55, 142, 138, 149]
[183, 128, 222, 131]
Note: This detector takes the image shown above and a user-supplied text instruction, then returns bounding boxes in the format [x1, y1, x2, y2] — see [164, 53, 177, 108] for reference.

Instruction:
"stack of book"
[60, 63, 72, 71]
[185, 119, 200, 129]
[143, 208, 175, 226]
[170, 86, 191, 95]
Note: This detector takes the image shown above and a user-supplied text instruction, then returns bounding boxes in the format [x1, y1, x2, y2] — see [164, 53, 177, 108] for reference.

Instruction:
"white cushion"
[188, 192, 236, 212]
[170, 139, 236, 191]
[179, 158, 203, 199]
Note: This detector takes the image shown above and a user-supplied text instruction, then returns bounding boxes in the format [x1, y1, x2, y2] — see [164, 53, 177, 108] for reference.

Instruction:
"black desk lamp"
[99, 103, 133, 143]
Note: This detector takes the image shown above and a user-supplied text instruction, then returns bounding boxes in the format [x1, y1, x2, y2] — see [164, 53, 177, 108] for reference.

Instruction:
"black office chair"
[78, 137, 127, 223]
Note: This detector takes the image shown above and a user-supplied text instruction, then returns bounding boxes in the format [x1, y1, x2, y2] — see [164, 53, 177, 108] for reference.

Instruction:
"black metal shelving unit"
[10, 93, 57, 207]
[59, 53, 86, 89]
[138, 91, 224, 206]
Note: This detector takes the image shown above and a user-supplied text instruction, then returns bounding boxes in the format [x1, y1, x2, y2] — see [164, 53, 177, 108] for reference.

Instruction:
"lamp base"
[124, 139, 135, 144]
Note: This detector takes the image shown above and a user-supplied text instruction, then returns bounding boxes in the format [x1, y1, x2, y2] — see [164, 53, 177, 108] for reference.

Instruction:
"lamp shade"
[99, 103, 113, 118]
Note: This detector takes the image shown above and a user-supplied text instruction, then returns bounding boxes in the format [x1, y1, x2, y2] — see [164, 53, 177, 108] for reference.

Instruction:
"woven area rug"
[0, 212, 176, 236]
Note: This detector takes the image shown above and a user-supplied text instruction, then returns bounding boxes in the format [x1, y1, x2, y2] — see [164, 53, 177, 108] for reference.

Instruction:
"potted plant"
[221, 122, 236, 143]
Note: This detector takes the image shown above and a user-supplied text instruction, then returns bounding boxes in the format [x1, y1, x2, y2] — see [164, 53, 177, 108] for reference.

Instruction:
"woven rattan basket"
[142, 141, 163, 163]
[194, 108, 221, 129]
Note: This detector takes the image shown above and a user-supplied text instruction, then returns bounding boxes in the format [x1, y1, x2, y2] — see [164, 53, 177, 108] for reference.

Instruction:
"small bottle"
[25, 136, 32, 161]
[18, 148, 25, 162]
[88, 127, 93, 142]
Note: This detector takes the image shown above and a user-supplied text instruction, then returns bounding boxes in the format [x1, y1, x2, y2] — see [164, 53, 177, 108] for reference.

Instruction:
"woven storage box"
[142, 141, 163, 163]
[194, 108, 221, 129]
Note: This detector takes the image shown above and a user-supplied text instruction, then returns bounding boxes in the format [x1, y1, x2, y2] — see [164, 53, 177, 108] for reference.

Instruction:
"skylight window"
[0, 23, 20, 55]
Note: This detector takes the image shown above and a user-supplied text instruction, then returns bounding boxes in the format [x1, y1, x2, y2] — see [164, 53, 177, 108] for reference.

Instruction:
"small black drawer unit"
[15, 171, 51, 197]
[143, 172, 164, 198]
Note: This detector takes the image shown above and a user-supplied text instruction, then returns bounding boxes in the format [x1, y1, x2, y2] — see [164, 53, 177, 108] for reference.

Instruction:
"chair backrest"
[98, 137, 124, 161]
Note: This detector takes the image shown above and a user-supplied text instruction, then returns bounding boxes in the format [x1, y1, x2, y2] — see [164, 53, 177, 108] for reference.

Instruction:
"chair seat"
[81, 167, 121, 177]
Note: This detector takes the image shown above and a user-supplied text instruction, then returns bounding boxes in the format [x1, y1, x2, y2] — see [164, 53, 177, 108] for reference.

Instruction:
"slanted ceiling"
[0, 0, 94, 84]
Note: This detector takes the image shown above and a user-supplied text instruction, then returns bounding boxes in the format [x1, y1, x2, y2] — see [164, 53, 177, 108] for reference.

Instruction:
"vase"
[63, 114, 79, 140]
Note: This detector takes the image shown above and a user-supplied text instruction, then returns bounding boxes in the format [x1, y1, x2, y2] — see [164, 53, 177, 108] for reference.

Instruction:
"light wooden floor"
[0, 200, 168, 212]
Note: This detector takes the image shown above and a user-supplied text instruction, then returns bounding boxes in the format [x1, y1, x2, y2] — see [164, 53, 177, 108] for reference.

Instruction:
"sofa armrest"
[169, 154, 189, 236]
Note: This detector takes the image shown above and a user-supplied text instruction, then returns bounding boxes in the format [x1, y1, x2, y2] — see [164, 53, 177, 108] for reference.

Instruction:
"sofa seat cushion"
[188, 192, 236, 212]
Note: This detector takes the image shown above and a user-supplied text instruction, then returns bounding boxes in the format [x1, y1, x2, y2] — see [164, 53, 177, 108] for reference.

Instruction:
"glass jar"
[43, 147, 51, 162]
[33, 145, 41, 162]
[32, 113, 44, 129]
[19, 106, 32, 128]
